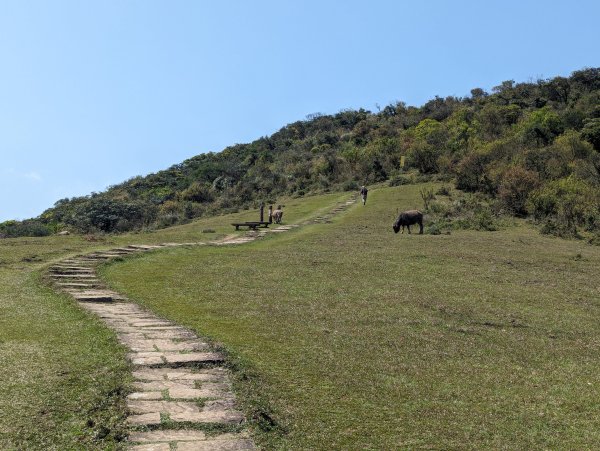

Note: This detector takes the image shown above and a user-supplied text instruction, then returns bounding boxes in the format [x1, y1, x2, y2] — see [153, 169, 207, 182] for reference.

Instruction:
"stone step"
[129, 351, 224, 367]
[132, 378, 231, 396]
[49, 265, 95, 270]
[128, 431, 254, 449]
[73, 295, 115, 303]
[123, 338, 210, 353]
[85, 254, 112, 259]
[66, 290, 125, 302]
[175, 439, 255, 450]
[55, 282, 100, 288]
[91, 253, 130, 259]
[49, 268, 95, 275]
[126, 399, 244, 424]
[128, 385, 228, 401]
[132, 368, 227, 383]
[61, 259, 97, 264]
[126, 245, 159, 250]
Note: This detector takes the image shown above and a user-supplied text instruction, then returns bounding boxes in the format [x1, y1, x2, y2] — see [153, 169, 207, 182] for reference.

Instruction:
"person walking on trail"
[360, 185, 368, 205]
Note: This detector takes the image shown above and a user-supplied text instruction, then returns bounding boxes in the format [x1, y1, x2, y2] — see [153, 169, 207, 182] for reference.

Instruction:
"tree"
[470, 88, 487, 99]
[518, 107, 564, 146]
[581, 118, 600, 150]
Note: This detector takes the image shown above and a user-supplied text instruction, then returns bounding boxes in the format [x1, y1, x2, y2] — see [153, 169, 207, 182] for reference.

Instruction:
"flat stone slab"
[129, 351, 223, 367]
[128, 391, 163, 400]
[50, 269, 95, 274]
[164, 352, 223, 365]
[130, 443, 171, 451]
[134, 380, 195, 391]
[74, 296, 115, 303]
[168, 387, 206, 399]
[152, 339, 209, 352]
[50, 274, 99, 278]
[126, 412, 161, 426]
[130, 355, 164, 366]
[131, 381, 226, 400]
[177, 440, 255, 450]
[128, 400, 200, 415]
[129, 321, 174, 327]
[133, 379, 231, 397]
[143, 330, 197, 339]
[132, 368, 226, 382]
[55, 283, 98, 288]
[73, 291, 118, 299]
[169, 410, 244, 424]
[129, 429, 208, 442]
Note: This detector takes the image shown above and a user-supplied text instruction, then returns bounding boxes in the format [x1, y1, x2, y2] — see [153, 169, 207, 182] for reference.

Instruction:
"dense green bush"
[528, 176, 600, 236]
[0, 220, 52, 238]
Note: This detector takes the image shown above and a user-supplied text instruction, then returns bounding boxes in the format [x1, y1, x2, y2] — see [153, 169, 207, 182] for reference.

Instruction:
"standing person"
[360, 185, 368, 205]
[273, 205, 283, 224]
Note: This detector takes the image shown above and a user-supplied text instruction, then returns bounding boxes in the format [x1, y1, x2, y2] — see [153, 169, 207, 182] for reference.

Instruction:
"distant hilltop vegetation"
[2, 67, 599, 240]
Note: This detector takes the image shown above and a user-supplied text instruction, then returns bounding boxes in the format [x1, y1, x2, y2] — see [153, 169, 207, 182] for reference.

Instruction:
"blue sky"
[0, 0, 598, 221]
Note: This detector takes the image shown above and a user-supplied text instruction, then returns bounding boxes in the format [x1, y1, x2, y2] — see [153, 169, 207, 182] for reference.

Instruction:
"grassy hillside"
[0, 191, 347, 449]
[100, 184, 600, 449]
[4, 67, 598, 240]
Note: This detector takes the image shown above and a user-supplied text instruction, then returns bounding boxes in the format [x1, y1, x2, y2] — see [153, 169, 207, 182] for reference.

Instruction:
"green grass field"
[0, 192, 346, 450]
[2, 185, 600, 449]
[100, 184, 600, 450]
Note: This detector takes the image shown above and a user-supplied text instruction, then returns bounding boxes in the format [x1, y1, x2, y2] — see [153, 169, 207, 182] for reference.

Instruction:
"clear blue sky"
[1, 0, 598, 221]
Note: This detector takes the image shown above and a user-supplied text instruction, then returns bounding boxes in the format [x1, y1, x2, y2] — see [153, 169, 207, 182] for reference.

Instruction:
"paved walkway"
[47, 198, 356, 450]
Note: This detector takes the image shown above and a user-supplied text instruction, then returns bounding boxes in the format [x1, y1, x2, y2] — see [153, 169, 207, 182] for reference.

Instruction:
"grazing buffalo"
[393, 210, 423, 234]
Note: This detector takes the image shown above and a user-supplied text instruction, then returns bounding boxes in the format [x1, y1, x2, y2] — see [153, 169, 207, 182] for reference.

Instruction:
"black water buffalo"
[393, 210, 423, 234]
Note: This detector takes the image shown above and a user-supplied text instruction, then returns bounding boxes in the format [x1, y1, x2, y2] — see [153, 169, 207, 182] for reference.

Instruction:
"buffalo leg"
[419, 221, 423, 234]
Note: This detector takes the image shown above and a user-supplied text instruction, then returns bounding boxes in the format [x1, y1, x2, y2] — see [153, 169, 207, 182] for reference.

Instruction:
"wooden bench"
[231, 221, 270, 230]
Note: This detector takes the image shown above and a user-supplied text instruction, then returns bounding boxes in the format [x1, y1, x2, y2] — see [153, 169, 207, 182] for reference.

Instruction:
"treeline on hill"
[2, 68, 599, 240]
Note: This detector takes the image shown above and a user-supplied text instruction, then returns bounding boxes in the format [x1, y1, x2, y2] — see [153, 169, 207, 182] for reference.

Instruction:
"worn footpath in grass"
[103, 184, 600, 450]
[0, 191, 346, 449]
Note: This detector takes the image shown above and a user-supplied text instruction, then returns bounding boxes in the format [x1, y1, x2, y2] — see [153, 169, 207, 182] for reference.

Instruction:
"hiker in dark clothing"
[360, 185, 368, 205]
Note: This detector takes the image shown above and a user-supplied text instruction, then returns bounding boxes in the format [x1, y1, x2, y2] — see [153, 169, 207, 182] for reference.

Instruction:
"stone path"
[46, 196, 356, 449]
[305, 198, 358, 224]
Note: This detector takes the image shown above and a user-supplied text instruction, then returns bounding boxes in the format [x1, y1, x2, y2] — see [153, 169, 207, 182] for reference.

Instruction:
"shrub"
[342, 180, 359, 191]
[436, 185, 451, 196]
[455, 149, 493, 192]
[528, 176, 600, 235]
[423, 192, 502, 233]
[180, 182, 214, 203]
[0, 220, 51, 238]
[420, 188, 436, 211]
[497, 166, 540, 215]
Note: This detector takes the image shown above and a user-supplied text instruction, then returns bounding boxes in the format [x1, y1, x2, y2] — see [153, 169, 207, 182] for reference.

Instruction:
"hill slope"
[2, 67, 599, 238]
[102, 183, 600, 449]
